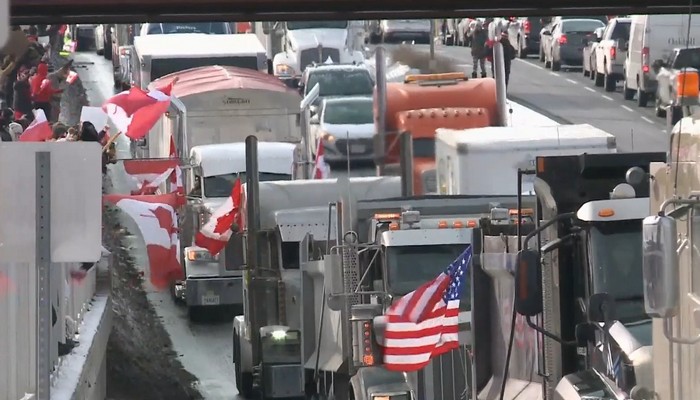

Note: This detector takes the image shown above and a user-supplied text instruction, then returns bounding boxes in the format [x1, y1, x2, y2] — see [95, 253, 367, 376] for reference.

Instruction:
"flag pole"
[102, 131, 122, 152]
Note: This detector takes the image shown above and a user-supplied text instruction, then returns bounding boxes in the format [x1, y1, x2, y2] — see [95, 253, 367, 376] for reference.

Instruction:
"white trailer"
[124, 33, 267, 89]
[435, 124, 618, 195]
[134, 65, 302, 160]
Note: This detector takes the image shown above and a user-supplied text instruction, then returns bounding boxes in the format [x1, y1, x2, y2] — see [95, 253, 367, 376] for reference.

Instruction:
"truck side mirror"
[588, 293, 616, 323]
[323, 253, 345, 311]
[514, 248, 543, 317]
[642, 215, 680, 318]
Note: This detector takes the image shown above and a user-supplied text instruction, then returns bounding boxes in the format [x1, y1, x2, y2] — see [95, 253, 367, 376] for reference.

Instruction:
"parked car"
[593, 17, 632, 91]
[540, 16, 607, 61]
[653, 46, 700, 123]
[583, 27, 604, 78]
[507, 16, 548, 58]
[542, 18, 606, 70]
[309, 96, 375, 164]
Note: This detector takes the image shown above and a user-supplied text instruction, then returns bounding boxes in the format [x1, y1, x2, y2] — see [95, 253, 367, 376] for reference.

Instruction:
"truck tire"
[670, 106, 683, 125]
[623, 79, 635, 100]
[594, 70, 604, 87]
[234, 331, 254, 398]
[637, 86, 649, 107]
[604, 73, 616, 92]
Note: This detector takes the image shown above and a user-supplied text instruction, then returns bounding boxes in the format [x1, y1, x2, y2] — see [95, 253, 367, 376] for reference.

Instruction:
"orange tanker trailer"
[374, 72, 501, 194]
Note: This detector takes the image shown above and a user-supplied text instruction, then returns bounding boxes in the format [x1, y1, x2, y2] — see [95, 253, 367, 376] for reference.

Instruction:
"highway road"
[74, 38, 669, 400]
[385, 43, 670, 153]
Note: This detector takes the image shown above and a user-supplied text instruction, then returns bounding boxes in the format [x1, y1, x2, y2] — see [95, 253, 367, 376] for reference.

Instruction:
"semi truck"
[435, 124, 617, 195]
[231, 135, 538, 399]
[135, 65, 302, 160]
[608, 112, 700, 399]
[122, 33, 268, 90]
[472, 152, 665, 400]
[374, 71, 501, 195]
[254, 20, 365, 88]
[177, 141, 299, 319]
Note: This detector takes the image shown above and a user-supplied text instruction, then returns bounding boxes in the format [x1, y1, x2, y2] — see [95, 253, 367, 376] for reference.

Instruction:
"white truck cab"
[179, 141, 298, 317]
[267, 20, 365, 87]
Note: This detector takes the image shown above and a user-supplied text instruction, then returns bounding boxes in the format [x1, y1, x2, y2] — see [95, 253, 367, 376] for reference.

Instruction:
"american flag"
[382, 245, 472, 372]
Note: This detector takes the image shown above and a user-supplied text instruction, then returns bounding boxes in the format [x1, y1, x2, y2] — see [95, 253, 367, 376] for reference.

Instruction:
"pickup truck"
[653, 46, 700, 124]
[593, 17, 631, 92]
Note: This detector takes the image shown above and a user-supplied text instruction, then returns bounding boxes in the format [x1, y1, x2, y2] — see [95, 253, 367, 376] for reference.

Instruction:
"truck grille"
[299, 48, 340, 70]
[335, 138, 373, 156]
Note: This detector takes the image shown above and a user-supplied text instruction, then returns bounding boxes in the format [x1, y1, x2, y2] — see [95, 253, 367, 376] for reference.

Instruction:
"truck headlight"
[275, 64, 295, 77]
[187, 249, 217, 262]
[271, 329, 287, 340]
[372, 394, 411, 400]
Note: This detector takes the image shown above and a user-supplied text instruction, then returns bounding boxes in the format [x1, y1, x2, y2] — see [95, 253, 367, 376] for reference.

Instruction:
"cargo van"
[623, 14, 700, 107]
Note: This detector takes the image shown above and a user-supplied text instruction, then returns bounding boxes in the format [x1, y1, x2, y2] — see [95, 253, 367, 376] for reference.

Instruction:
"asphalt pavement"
[384, 43, 670, 153]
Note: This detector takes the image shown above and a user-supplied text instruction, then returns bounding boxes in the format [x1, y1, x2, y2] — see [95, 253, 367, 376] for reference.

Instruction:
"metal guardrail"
[0, 257, 107, 400]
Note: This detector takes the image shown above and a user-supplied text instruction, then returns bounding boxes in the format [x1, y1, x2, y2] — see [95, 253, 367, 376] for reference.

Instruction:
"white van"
[624, 14, 700, 107]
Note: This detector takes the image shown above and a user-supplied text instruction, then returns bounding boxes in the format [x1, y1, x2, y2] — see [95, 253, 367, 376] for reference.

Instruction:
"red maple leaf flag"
[18, 109, 53, 142]
[313, 137, 331, 179]
[103, 193, 182, 210]
[102, 81, 175, 140]
[108, 198, 183, 289]
[122, 159, 185, 207]
[195, 178, 242, 256]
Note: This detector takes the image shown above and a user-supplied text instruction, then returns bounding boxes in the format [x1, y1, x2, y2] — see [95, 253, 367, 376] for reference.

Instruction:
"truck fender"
[273, 52, 296, 75]
[233, 316, 254, 373]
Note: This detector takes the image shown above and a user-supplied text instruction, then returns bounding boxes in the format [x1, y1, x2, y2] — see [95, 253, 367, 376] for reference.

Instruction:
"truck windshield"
[323, 100, 373, 125]
[673, 48, 700, 69]
[589, 220, 651, 344]
[286, 21, 348, 30]
[306, 70, 374, 98]
[385, 244, 471, 308]
[148, 23, 229, 35]
[204, 172, 292, 198]
[413, 138, 435, 158]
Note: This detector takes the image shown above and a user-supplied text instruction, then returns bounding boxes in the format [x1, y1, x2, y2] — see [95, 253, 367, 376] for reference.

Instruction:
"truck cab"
[268, 20, 365, 87]
[177, 142, 297, 318]
[299, 63, 375, 114]
[377, 72, 500, 195]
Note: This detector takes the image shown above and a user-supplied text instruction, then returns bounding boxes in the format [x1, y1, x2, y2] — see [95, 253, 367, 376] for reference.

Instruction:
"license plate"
[202, 293, 220, 306]
[350, 144, 366, 153]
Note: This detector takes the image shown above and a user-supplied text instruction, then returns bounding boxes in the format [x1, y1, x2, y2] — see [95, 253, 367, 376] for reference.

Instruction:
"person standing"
[470, 21, 488, 78]
[489, 32, 517, 87]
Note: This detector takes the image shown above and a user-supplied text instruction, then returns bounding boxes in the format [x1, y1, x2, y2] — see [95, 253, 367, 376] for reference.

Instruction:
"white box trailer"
[136, 65, 302, 160]
[127, 33, 268, 89]
[435, 124, 618, 195]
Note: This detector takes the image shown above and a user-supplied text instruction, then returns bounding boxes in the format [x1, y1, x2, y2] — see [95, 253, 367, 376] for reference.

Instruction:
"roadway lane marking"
[517, 59, 546, 70]
[662, 129, 668, 133]
[602, 95, 614, 101]
[585, 87, 596, 93]
[621, 105, 634, 112]
[550, 72, 560, 77]
[642, 116, 655, 124]
[566, 78, 578, 84]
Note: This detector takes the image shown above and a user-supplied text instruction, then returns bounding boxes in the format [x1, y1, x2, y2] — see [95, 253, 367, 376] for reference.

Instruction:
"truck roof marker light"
[374, 213, 401, 220]
[389, 222, 400, 230]
[438, 221, 448, 229]
[598, 208, 615, 217]
[404, 72, 467, 83]
[467, 220, 477, 228]
[453, 221, 464, 228]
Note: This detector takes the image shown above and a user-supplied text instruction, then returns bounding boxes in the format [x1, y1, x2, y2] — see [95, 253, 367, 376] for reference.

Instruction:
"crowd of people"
[0, 25, 117, 171]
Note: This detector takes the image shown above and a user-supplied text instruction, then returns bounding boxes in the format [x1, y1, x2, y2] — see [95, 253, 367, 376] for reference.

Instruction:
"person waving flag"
[382, 245, 472, 372]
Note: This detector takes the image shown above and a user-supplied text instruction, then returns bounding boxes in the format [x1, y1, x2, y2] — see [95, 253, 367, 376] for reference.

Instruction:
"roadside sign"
[0, 0, 7, 48]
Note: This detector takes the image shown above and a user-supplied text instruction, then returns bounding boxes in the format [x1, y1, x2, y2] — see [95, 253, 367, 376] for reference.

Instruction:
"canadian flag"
[169, 134, 177, 158]
[103, 193, 183, 210]
[194, 178, 242, 256]
[104, 197, 183, 289]
[122, 159, 185, 206]
[18, 109, 53, 142]
[313, 137, 331, 179]
[102, 82, 175, 140]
